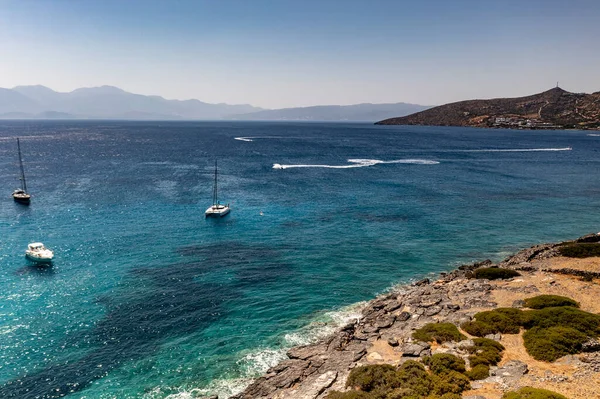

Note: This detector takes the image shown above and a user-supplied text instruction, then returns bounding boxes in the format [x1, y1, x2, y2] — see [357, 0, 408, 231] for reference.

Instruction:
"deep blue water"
[1, 121, 599, 398]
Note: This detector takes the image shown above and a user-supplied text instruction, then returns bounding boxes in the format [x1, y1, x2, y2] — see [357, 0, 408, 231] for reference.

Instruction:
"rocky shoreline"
[224, 234, 600, 399]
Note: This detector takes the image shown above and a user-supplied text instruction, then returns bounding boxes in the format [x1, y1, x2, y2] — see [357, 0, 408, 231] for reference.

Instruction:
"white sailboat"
[12, 138, 31, 205]
[205, 160, 230, 218]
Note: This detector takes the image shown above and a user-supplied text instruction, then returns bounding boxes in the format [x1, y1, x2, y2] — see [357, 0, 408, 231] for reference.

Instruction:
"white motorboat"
[205, 160, 230, 218]
[25, 242, 54, 264]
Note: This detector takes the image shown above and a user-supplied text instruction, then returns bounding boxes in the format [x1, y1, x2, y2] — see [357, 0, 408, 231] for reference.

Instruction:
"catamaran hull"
[205, 206, 230, 218]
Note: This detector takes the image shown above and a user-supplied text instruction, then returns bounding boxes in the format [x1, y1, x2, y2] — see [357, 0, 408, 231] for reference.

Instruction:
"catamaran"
[12, 138, 31, 205]
[205, 160, 230, 218]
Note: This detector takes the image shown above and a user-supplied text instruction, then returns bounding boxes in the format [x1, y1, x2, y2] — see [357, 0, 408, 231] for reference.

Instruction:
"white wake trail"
[460, 147, 572, 152]
[273, 158, 439, 170]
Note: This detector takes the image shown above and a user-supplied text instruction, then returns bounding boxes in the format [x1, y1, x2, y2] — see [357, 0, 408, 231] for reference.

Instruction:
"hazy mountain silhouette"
[0, 85, 429, 121]
[230, 102, 431, 121]
[1, 85, 262, 120]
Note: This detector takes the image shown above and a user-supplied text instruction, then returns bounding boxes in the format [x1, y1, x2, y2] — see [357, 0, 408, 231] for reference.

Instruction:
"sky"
[0, 0, 599, 109]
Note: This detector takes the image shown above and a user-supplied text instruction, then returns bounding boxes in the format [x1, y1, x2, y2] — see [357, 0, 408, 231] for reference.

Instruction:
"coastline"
[226, 233, 600, 399]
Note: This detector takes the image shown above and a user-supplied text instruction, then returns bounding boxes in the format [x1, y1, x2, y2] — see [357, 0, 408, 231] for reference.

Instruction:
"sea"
[1, 120, 599, 398]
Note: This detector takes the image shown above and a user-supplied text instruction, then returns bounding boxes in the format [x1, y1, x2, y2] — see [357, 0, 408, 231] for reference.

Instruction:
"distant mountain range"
[376, 87, 600, 130]
[0, 85, 429, 121]
[228, 103, 431, 121]
[0, 85, 262, 120]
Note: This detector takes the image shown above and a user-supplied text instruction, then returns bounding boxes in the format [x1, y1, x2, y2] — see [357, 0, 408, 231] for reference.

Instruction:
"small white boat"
[25, 242, 54, 264]
[205, 160, 231, 218]
[205, 203, 231, 217]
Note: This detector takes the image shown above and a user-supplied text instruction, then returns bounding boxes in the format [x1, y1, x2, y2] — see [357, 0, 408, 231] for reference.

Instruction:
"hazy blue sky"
[1, 0, 599, 108]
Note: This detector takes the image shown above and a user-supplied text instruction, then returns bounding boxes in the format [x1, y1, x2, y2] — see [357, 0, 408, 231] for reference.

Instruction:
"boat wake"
[273, 158, 439, 170]
[234, 136, 296, 142]
[587, 134, 600, 137]
[460, 147, 572, 152]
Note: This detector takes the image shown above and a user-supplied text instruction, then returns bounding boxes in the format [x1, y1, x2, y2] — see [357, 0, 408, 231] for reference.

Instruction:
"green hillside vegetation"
[461, 296, 600, 361]
[465, 338, 504, 380]
[523, 295, 579, 309]
[327, 358, 471, 399]
[412, 323, 466, 343]
[558, 243, 600, 258]
[472, 268, 521, 280]
[502, 387, 569, 399]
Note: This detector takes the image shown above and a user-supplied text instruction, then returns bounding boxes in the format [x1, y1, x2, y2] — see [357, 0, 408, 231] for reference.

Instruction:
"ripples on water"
[0, 121, 599, 398]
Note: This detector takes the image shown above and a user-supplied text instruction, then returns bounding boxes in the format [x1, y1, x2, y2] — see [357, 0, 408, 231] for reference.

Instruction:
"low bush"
[412, 323, 466, 343]
[430, 371, 471, 395]
[523, 326, 589, 362]
[396, 361, 434, 397]
[558, 243, 600, 258]
[346, 364, 401, 392]
[461, 308, 523, 336]
[523, 295, 579, 309]
[502, 387, 569, 399]
[473, 267, 520, 280]
[329, 358, 473, 399]
[521, 306, 600, 334]
[470, 337, 505, 352]
[464, 337, 503, 379]
[423, 354, 466, 375]
[465, 364, 490, 380]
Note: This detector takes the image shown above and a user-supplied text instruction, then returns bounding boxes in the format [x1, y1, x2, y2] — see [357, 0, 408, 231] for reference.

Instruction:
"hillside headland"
[376, 87, 600, 130]
[226, 233, 600, 399]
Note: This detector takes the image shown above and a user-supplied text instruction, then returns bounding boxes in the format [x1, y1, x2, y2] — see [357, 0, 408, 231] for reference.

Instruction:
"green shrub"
[468, 348, 501, 367]
[396, 361, 434, 396]
[502, 387, 568, 399]
[522, 306, 600, 334]
[467, 341, 503, 367]
[471, 337, 505, 352]
[423, 354, 466, 374]
[558, 243, 600, 258]
[430, 371, 471, 395]
[336, 357, 474, 399]
[412, 323, 466, 343]
[346, 364, 402, 392]
[523, 295, 579, 309]
[473, 267, 520, 280]
[326, 391, 375, 399]
[465, 364, 490, 380]
[523, 326, 589, 362]
[461, 308, 523, 336]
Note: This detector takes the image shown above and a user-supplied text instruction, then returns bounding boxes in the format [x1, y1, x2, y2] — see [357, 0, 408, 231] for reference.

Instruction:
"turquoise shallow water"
[1, 121, 600, 398]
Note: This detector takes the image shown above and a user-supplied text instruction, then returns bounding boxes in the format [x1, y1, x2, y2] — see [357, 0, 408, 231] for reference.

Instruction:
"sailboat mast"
[213, 160, 218, 205]
[17, 138, 27, 192]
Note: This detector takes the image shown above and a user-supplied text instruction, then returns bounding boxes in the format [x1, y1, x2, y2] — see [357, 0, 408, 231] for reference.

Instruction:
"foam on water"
[587, 134, 600, 137]
[273, 158, 439, 169]
[172, 301, 367, 399]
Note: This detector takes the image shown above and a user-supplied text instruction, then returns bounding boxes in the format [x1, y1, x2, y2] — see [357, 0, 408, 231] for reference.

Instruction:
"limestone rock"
[512, 299, 526, 308]
[400, 341, 431, 357]
[491, 360, 528, 381]
[582, 338, 600, 352]
[396, 311, 411, 322]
